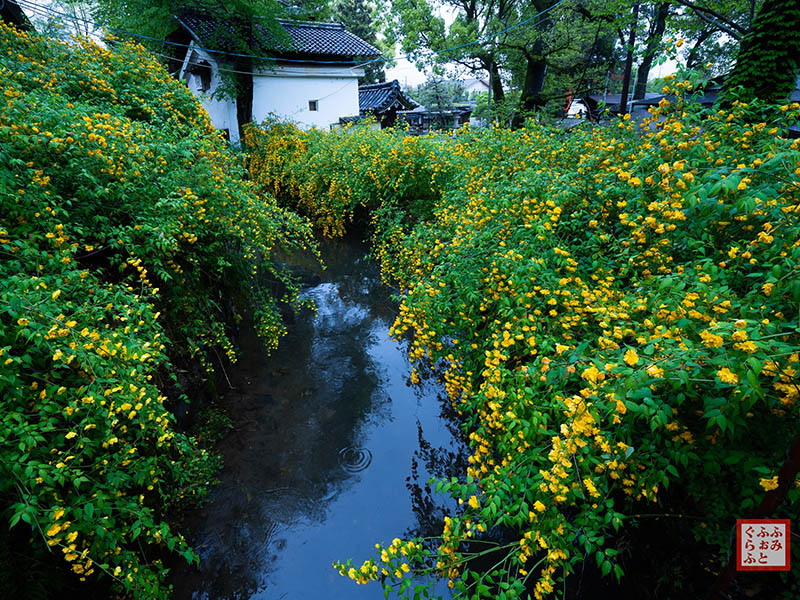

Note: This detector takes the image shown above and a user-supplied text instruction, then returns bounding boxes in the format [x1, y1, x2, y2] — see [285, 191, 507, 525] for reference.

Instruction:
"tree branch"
[672, 0, 747, 36]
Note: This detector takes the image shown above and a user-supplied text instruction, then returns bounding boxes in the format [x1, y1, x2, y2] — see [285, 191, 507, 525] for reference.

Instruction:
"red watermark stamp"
[736, 519, 790, 571]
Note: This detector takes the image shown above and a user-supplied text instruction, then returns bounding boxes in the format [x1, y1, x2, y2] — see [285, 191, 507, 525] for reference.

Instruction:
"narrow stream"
[169, 236, 462, 599]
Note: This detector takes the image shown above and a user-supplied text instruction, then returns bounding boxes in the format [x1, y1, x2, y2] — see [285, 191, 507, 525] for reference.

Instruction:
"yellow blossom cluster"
[251, 84, 800, 598]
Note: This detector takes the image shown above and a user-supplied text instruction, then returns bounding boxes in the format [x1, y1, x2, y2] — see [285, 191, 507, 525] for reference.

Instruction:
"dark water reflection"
[169, 237, 462, 600]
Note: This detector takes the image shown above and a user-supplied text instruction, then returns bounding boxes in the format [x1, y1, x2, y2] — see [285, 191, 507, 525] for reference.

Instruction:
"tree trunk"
[618, 0, 640, 114]
[634, 2, 669, 100]
[722, 0, 800, 105]
[709, 433, 800, 599]
[685, 29, 712, 69]
[235, 62, 254, 143]
[488, 60, 505, 107]
[514, 51, 548, 126]
[514, 3, 551, 128]
[235, 21, 255, 144]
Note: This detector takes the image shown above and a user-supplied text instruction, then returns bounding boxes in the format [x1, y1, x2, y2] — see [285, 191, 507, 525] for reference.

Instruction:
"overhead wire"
[14, 0, 573, 71]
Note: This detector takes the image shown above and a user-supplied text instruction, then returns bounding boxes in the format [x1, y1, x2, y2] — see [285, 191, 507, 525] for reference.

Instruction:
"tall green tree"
[722, 0, 800, 103]
[388, 0, 619, 123]
[333, 0, 387, 83]
[670, 0, 763, 76]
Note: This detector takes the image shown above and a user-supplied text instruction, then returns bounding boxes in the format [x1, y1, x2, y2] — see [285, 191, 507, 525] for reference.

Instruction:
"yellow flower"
[716, 368, 738, 385]
[468, 495, 480, 510]
[581, 365, 604, 385]
[534, 500, 546, 512]
[759, 476, 778, 491]
[629, 176, 641, 187]
[700, 330, 724, 348]
[762, 282, 774, 296]
[623, 348, 638, 366]
[645, 364, 664, 379]
[17, 317, 30, 327]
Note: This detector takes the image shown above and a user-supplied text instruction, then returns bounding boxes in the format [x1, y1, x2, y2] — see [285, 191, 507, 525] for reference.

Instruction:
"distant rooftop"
[359, 80, 419, 114]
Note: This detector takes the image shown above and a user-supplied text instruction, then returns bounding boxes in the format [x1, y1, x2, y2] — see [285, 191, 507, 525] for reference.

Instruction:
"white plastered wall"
[252, 64, 363, 130]
[182, 49, 364, 137]
[183, 47, 241, 143]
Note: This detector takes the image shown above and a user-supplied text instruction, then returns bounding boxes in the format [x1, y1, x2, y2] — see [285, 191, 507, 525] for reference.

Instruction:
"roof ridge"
[277, 18, 345, 30]
[359, 80, 401, 90]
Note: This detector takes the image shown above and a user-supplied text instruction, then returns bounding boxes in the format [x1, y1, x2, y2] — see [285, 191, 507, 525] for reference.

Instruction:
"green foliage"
[333, 0, 388, 83]
[0, 23, 313, 598]
[251, 86, 800, 598]
[245, 119, 455, 239]
[409, 77, 467, 112]
[722, 0, 800, 104]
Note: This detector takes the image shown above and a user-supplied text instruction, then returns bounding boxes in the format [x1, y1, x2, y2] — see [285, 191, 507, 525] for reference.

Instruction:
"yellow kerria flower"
[623, 348, 638, 366]
[646, 364, 664, 378]
[759, 476, 778, 491]
[716, 368, 738, 385]
[468, 495, 480, 510]
[700, 330, 724, 348]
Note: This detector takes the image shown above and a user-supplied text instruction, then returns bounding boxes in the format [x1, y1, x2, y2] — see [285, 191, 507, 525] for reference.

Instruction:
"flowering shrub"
[249, 91, 800, 598]
[0, 24, 313, 598]
[245, 119, 457, 238]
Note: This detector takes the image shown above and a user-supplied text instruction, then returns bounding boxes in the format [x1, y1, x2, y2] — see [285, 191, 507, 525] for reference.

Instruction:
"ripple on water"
[337, 446, 372, 473]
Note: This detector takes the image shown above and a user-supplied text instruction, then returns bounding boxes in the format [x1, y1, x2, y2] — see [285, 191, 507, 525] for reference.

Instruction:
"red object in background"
[736, 519, 791, 571]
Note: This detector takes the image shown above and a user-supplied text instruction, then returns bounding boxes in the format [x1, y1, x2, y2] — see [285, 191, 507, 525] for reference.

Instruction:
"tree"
[633, 2, 669, 99]
[388, 0, 619, 124]
[67, 0, 326, 140]
[333, 0, 387, 83]
[669, 0, 763, 76]
[722, 0, 800, 103]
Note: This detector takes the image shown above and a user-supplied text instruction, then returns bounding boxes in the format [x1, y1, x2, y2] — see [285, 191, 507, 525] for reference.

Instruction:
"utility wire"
[15, 0, 573, 69]
[16, 0, 383, 65]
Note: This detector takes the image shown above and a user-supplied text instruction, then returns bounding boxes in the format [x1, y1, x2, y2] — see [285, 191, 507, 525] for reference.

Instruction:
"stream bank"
[168, 235, 464, 599]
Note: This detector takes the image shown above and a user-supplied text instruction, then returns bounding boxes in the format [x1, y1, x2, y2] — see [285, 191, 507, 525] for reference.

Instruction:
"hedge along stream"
[245, 92, 800, 598]
[0, 24, 315, 598]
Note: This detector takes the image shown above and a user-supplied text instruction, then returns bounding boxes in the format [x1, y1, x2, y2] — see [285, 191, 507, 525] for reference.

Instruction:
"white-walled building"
[172, 13, 382, 141]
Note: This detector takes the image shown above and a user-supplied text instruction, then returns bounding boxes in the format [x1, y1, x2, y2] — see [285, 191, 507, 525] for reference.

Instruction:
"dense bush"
[245, 119, 455, 238]
[248, 89, 800, 598]
[0, 24, 313, 598]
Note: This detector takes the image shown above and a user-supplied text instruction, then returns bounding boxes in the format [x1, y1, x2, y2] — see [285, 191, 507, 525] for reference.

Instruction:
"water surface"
[169, 237, 462, 599]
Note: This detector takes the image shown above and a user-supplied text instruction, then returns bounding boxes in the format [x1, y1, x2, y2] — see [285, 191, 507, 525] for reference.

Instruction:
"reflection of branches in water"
[405, 412, 469, 541]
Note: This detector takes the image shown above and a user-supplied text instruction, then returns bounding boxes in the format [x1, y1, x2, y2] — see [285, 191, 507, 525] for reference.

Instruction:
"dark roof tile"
[178, 12, 381, 59]
[359, 80, 418, 114]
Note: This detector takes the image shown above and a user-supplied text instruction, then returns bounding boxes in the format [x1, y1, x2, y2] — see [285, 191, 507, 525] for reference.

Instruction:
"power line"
[150, 48, 373, 78]
[15, 0, 573, 68]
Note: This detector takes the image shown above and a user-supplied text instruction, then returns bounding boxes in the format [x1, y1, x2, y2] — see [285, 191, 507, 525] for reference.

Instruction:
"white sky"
[385, 50, 430, 88]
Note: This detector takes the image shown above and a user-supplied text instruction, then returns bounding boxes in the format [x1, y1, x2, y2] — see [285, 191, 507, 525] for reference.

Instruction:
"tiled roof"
[359, 80, 419, 114]
[178, 12, 381, 59]
[2, 1, 34, 30]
